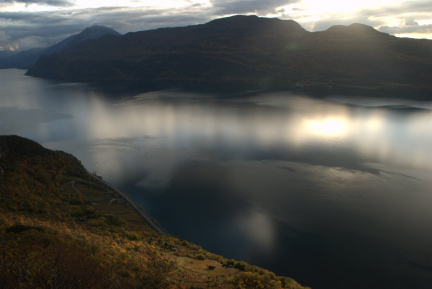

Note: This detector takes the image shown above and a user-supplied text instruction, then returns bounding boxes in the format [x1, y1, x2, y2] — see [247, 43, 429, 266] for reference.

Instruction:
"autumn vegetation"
[0, 135, 309, 289]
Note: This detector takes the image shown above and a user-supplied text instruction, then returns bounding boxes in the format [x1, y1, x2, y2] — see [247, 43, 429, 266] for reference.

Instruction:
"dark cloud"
[1, 11, 76, 27]
[210, 0, 298, 15]
[0, 10, 87, 49]
[2, 0, 73, 7]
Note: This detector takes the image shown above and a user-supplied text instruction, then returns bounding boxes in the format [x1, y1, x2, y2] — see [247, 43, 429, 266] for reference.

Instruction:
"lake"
[1, 68, 431, 289]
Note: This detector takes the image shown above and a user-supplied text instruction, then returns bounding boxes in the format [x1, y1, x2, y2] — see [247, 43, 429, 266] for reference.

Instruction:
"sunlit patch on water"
[306, 118, 348, 136]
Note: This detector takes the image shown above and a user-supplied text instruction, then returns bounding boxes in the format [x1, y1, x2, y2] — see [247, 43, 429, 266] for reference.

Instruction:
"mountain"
[26, 15, 432, 98]
[0, 135, 309, 289]
[43, 26, 121, 55]
[0, 26, 120, 69]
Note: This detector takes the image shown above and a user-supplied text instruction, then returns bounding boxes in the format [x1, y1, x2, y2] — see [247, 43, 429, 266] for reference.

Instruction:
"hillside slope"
[0, 135, 309, 289]
[26, 15, 432, 98]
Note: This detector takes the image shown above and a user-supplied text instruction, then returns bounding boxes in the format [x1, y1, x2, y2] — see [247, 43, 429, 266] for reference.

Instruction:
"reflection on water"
[1, 69, 432, 289]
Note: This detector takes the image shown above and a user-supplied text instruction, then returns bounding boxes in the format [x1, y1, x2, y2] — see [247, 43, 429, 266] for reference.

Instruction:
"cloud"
[380, 19, 432, 35]
[1, 0, 73, 7]
[350, 0, 430, 20]
[279, 0, 432, 38]
[1, 12, 81, 34]
[0, 0, 431, 51]
[0, 10, 86, 49]
[210, 0, 298, 15]
[349, 1, 432, 36]
[0, 6, 214, 50]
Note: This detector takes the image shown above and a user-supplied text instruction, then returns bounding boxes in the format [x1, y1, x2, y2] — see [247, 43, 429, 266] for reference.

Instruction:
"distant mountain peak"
[204, 15, 307, 34]
[206, 14, 297, 25]
[206, 14, 260, 24]
[70, 25, 120, 45]
[325, 23, 387, 38]
[0, 25, 121, 69]
[80, 25, 121, 36]
[42, 25, 120, 55]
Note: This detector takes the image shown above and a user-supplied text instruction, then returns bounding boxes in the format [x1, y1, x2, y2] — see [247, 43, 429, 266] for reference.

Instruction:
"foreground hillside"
[0, 135, 309, 289]
[26, 15, 432, 99]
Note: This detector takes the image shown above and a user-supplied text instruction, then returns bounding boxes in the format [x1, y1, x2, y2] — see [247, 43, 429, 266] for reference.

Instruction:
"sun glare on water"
[307, 118, 349, 136]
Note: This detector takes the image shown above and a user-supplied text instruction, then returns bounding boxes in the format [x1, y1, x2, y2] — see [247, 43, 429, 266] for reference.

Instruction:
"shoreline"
[88, 172, 165, 234]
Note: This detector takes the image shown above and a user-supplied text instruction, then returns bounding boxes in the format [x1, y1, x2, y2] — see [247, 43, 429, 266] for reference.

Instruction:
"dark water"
[1, 69, 432, 289]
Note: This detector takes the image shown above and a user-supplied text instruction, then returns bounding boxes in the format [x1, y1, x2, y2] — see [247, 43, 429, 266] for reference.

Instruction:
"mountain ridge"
[26, 15, 432, 98]
[44, 25, 121, 55]
[0, 25, 120, 69]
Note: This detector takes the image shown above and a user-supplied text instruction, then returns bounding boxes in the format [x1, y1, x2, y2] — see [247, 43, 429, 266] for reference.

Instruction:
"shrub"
[5, 223, 44, 234]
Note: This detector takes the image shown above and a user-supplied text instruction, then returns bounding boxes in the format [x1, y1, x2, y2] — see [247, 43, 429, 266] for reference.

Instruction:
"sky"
[1, 0, 431, 51]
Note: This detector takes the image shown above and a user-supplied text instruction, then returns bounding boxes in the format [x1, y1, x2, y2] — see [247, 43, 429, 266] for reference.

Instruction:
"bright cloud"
[301, 0, 394, 15]
[275, 0, 432, 36]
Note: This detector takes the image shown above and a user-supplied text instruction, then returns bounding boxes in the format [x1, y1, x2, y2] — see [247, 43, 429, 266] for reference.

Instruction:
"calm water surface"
[1, 69, 432, 289]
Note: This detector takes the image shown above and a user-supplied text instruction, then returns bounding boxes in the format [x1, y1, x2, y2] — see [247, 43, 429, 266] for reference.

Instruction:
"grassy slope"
[0, 135, 309, 289]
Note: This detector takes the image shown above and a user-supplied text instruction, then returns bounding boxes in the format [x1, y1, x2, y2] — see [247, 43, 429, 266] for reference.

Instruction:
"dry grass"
[167, 256, 239, 289]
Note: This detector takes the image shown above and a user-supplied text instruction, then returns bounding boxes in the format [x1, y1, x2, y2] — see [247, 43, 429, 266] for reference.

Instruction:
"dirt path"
[88, 172, 165, 234]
